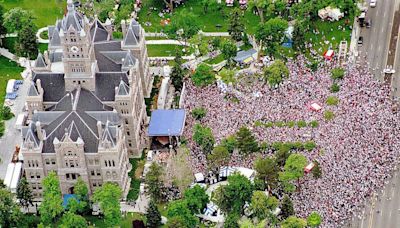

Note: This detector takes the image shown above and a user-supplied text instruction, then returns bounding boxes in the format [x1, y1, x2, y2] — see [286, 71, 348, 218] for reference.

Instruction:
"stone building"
[21, 0, 152, 200]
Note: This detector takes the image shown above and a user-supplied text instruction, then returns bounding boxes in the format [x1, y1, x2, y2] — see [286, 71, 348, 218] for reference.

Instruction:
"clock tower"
[60, 0, 97, 91]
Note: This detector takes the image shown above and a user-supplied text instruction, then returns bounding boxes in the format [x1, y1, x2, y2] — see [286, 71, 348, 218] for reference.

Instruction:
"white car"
[370, 0, 377, 7]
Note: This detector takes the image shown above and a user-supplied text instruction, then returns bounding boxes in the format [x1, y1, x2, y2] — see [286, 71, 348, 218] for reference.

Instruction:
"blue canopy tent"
[148, 109, 186, 147]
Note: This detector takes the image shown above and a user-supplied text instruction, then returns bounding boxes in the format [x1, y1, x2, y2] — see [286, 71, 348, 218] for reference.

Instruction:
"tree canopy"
[221, 40, 238, 65]
[255, 18, 288, 56]
[145, 162, 164, 201]
[264, 59, 289, 87]
[59, 212, 87, 228]
[165, 10, 200, 41]
[39, 171, 64, 225]
[184, 185, 209, 214]
[236, 127, 259, 154]
[93, 182, 122, 227]
[279, 153, 307, 192]
[228, 8, 245, 41]
[146, 200, 162, 228]
[207, 145, 230, 172]
[281, 195, 295, 219]
[3, 7, 35, 33]
[167, 200, 199, 228]
[16, 177, 33, 209]
[254, 157, 279, 190]
[0, 188, 22, 227]
[193, 123, 215, 154]
[191, 64, 216, 87]
[281, 216, 307, 228]
[307, 211, 322, 227]
[213, 173, 253, 214]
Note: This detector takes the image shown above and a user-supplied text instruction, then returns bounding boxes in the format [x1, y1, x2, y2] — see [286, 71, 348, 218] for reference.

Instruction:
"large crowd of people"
[183, 56, 400, 227]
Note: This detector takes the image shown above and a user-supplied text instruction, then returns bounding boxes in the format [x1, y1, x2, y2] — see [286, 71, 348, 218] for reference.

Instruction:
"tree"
[228, 9, 245, 41]
[16, 177, 33, 210]
[279, 153, 307, 192]
[264, 60, 289, 87]
[220, 135, 237, 153]
[191, 107, 207, 120]
[0, 5, 7, 45]
[59, 212, 87, 228]
[146, 200, 162, 228]
[15, 24, 38, 58]
[0, 106, 13, 120]
[224, 212, 240, 228]
[200, 0, 218, 14]
[165, 10, 200, 41]
[167, 200, 199, 228]
[145, 163, 164, 201]
[236, 127, 259, 154]
[250, 191, 269, 219]
[213, 173, 253, 214]
[207, 145, 230, 172]
[219, 68, 236, 84]
[166, 216, 186, 228]
[248, 0, 271, 23]
[3, 8, 35, 33]
[281, 216, 307, 228]
[170, 48, 186, 92]
[221, 40, 237, 66]
[281, 195, 294, 219]
[0, 188, 22, 227]
[211, 37, 222, 51]
[292, 20, 308, 51]
[39, 171, 64, 225]
[191, 64, 215, 87]
[93, 182, 122, 227]
[184, 185, 209, 214]
[254, 157, 279, 190]
[239, 218, 267, 228]
[331, 67, 345, 80]
[69, 177, 89, 213]
[193, 123, 215, 154]
[312, 160, 322, 179]
[255, 18, 288, 57]
[307, 211, 322, 227]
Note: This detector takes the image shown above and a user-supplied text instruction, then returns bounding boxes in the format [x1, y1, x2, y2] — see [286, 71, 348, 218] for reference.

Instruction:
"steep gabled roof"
[123, 27, 140, 46]
[49, 28, 61, 47]
[117, 80, 130, 96]
[28, 83, 39, 96]
[23, 123, 40, 148]
[90, 19, 109, 43]
[35, 53, 47, 68]
[122, 51, 135, 69]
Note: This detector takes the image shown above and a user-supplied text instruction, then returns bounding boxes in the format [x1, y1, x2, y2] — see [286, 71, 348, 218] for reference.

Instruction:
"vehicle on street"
[366, 19, 372, 28]
[358, 36, 364, 46]
[370, 0, 377, 7]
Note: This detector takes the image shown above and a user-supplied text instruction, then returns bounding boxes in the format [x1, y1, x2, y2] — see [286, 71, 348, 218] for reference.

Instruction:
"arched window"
[106, 171, 111, 178]
[112, 160, 115, 167]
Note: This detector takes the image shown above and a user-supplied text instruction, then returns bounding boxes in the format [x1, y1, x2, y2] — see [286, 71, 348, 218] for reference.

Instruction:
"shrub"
[297, 120, 307, 128]
[287, 121, 296, 128]
[193, 124, 215, 154]
[265, 122, 274, 128]
[220, 135, 237, 153]
[254, 120, 263, 127]
[0, 106, 14, 120]
[326, 96, 339, 106]
[330, 83, 340, 93]
[303, 141, 316, 151]
[275, 121, 285, 127]
[191, 107, 207, 120]
[331, 67, 345, 80]
[309, 120, 319, 128]
[324, 110, 335, 121]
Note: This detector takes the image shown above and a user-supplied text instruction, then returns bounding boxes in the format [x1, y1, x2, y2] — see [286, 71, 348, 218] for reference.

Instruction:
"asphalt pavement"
[0, 69, 30, 179]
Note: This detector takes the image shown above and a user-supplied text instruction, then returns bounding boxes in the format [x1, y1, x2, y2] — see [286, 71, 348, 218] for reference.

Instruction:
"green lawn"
[85, 212, 145, 228]
[138, 0, 260, 34]
[0, 56, 23, 104]
[147, 44, 191, 57]
[304, 17, 353, 55]
[204, 54, 225, 65]
[0, 0, 65, 28]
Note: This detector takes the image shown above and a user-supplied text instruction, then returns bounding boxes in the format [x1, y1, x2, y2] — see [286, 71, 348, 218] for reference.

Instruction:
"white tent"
[219, 166, 236, 178]
[195, 173, 205, 182]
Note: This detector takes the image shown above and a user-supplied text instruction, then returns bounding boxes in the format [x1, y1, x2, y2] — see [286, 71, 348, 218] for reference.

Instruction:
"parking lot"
[0, 72, 30, 179]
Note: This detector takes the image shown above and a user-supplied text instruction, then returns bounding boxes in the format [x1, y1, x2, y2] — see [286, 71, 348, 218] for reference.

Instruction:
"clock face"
[71, 46, 79, 53]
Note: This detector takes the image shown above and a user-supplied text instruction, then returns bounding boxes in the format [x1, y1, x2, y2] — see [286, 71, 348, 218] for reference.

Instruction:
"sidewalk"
[146, 40, 189, 46]
[0, 47, 17, 61]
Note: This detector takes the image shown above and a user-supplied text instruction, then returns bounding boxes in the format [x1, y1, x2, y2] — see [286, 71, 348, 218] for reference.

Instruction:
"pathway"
[36, 27, 49, 44]
[145, 31, 230, 37]
[0, 47, 17, 61]
[146, 40, 189, 46]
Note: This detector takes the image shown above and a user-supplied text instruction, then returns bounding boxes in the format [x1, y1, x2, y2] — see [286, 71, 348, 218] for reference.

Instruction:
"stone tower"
[60, 0, 97, 91]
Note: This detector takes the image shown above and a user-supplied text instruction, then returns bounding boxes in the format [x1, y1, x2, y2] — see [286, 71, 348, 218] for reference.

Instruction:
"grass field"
[138, 0, 260, 34]
[85, 212, 145, 228]
[0, 56, 23, 104]
[147, 44, 192, 57]
[0, 0, 65, 28]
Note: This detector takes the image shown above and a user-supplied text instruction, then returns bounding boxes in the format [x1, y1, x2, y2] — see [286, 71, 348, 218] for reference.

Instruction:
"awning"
[148, 109, 186, 136]
[243, 57, 253, 64]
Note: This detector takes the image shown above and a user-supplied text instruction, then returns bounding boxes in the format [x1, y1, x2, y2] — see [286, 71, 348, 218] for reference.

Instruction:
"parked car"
[358, 36, 364, 46]
[370, 0, 376, 7]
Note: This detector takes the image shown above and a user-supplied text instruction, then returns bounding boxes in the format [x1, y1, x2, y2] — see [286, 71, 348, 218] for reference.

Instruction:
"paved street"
[358, 0, 399, 81]
[0, 67, 30, 179]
